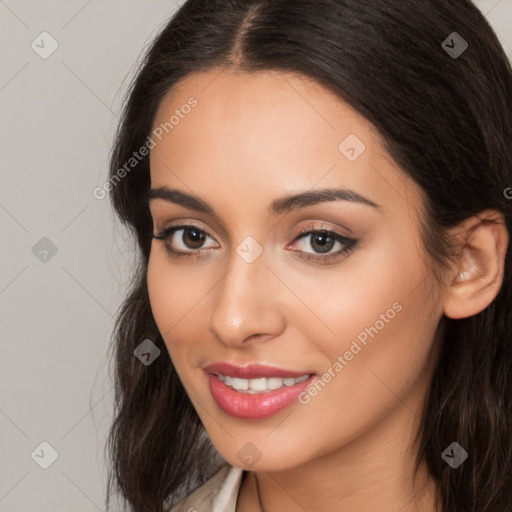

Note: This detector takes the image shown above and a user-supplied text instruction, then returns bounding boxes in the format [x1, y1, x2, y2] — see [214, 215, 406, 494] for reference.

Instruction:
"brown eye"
[289, 228, 359, 264]
[152, 224, 218, 257]
[308, 232, 336, 254]
[180, 228, 206, 249]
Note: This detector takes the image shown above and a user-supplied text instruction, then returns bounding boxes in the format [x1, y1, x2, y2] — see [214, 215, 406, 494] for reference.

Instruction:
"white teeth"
[267, 377, 284, 389]
[231, 377, 249, 390]
[217, 374, 310, 393]
[248, 377, 268, 391]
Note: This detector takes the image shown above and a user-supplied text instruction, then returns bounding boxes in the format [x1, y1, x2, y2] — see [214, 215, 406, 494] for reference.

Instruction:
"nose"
[208, 247, 286, 347]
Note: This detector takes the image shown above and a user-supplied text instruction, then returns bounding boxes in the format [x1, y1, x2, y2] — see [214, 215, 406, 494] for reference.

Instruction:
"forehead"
[149, 68, 424, 224]
[151, 68, 374, 156]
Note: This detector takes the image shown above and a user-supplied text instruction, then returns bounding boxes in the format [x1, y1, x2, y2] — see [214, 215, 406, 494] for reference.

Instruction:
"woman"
[105, 1, 512, 511]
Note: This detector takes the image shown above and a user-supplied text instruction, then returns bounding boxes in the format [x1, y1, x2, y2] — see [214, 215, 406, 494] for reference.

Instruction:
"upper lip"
[203, 362, 314, 379]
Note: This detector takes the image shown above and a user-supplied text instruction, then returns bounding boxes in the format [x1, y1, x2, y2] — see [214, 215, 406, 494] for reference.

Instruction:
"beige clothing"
[169, 464, 246, 512]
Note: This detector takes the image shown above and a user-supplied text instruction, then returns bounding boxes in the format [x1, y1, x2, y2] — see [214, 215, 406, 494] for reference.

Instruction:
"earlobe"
[443, 210, 509, 320]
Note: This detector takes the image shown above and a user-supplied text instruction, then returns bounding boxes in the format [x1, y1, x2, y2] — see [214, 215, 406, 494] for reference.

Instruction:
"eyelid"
[151, 206, 231, 240]
[288, 222, 352, 244]
[155, 220, 218, 243]
[287, 225, 355, 254]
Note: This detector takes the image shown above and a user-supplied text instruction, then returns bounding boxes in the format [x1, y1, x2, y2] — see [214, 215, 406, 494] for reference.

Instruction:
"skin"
[146, 68, 508, 512]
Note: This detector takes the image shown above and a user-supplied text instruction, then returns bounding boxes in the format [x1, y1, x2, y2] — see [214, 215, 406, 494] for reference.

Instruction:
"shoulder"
[167, 464, 245, 512]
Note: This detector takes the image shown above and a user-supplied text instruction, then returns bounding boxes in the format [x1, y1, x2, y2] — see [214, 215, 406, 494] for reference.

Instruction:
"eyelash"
[151, 224, 359, 263]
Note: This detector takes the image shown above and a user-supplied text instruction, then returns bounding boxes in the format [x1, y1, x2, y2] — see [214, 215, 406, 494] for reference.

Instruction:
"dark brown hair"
[105, 1, 512, 510]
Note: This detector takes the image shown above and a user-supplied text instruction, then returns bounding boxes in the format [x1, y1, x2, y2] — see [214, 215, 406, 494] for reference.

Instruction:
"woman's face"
[147, 68, 446, 471]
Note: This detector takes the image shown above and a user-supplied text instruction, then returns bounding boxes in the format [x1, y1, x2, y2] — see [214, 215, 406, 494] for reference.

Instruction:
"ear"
[443, 209, 509, 320]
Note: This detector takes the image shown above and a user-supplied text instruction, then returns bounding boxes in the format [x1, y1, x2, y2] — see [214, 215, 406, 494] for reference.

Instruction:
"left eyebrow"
[145, 186, 382, 216]
[268, 188, 381, 215]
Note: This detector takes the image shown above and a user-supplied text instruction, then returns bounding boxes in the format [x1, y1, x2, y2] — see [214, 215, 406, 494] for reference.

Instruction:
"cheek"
[147, 249, 175, 336]
[146, 249, 205, 371]
[286, 222, 430, 355]
[147, 245, 211, 326]
[264, 296, 441, 469]
[292, 286, 440, 458]
[288, 228, 440, 411]
[147, 246, 232, 396]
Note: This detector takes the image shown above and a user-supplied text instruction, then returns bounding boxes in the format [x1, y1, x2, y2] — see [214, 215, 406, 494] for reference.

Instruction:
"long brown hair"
[105, 1, 512, 510]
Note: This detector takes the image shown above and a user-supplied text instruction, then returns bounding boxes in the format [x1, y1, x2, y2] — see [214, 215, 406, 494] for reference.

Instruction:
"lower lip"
[207, 373, 316, 420]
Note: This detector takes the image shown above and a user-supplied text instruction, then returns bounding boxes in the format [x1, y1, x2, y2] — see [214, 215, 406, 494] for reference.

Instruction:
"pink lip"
[203, 362, 313, 379]
[204, 363, 316, 420]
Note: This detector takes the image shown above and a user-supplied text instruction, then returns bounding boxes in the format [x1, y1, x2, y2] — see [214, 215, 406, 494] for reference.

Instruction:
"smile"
[217, 374, 310, 393]
[205, 372, 316, 419]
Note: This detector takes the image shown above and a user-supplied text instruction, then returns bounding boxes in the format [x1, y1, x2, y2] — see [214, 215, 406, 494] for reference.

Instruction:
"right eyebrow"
[145, 187, 215, 214]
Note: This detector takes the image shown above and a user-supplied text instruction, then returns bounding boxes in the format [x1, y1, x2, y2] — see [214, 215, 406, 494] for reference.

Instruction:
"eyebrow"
[145, 186, 381, 216]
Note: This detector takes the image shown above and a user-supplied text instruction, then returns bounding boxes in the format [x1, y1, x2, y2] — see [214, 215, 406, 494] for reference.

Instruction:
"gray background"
[1, 1, 511, 511]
